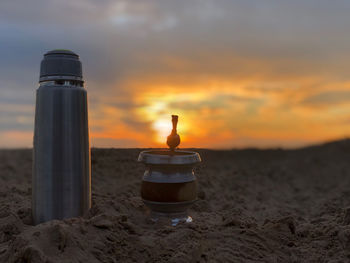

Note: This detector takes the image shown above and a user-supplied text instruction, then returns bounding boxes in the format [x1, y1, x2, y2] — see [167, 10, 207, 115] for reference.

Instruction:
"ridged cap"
[39, 49, 83, 82]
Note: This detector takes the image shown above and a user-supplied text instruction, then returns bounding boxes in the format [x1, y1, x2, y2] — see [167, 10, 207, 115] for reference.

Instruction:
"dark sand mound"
[1, 140, 350, 262]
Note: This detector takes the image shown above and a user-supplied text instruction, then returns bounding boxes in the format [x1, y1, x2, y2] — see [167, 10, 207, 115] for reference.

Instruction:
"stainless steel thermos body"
[32, 50, 91, 225]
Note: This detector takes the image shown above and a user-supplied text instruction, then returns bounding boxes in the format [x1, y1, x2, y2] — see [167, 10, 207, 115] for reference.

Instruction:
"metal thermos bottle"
[32, 50, 91, 225]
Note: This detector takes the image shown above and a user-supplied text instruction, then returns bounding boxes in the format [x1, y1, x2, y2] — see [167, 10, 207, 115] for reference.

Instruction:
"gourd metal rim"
[138, 150, 201, 165]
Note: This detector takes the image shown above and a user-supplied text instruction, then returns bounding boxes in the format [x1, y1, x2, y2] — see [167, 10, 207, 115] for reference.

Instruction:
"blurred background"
[0, 0, 349, 148]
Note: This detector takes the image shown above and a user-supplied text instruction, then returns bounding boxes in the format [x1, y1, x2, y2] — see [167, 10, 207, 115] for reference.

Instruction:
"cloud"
[302, 90, 350, 106]
[1, 0, 350, 147]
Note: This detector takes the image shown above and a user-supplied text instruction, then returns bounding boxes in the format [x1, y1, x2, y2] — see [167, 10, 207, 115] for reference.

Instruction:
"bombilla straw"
[167, 115, 181, 151]
[171, 115, 178, 133]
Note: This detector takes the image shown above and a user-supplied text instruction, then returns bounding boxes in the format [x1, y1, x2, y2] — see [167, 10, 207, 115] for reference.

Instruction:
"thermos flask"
[32, 49, 91, 225]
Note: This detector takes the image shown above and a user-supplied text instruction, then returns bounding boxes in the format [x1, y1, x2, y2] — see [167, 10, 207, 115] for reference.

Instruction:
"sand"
[0, 140, 350, 262]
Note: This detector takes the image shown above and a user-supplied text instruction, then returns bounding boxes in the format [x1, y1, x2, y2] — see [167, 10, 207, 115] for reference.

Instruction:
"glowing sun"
[152, 118, 173, 144]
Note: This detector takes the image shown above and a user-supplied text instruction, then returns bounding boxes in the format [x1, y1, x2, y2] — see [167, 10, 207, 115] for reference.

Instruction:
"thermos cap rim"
[44, 49, 79, 58]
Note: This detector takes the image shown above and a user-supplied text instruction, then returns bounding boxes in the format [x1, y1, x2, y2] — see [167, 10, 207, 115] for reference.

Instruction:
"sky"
[0, 0, 350, 148]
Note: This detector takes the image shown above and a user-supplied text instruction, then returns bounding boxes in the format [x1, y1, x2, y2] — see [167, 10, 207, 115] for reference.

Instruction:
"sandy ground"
[1, 140, 350, 262]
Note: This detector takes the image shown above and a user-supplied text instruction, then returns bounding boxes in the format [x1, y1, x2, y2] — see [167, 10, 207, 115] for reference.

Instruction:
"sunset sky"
[1, 0, 350, 148]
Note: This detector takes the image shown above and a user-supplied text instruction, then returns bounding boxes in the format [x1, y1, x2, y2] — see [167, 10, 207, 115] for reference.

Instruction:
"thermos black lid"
[39, 49, 83, 82]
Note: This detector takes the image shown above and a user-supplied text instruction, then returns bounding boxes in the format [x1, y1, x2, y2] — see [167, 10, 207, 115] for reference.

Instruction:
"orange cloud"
[0, 131, 33, 148]
[86, 70, 350, 149]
